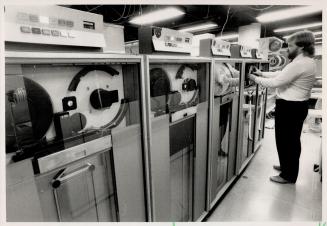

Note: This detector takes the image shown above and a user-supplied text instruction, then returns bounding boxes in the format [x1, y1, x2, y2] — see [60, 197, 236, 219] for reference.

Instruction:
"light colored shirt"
[225, 66, 240, 86]
[253, 53, 317, 101]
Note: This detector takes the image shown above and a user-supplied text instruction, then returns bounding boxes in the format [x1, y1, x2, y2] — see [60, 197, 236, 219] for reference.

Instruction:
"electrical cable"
[114, 5, 137, 24]
[140, 5, 142, 15]
[206, 6, 210, 18]
[245, 5, 274, 11]
[111, 5, 127, 22]
[129, 5, 136, 18]
[87, 5, 102, 12]
[110, 7, 123, 18]
[220, 6, 231, 37]
[122, 5, 132, 18]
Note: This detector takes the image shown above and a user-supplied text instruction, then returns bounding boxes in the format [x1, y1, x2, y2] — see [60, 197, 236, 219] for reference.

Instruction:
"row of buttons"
[164, 35, 191, 44]
[20, 26, 75, 38]
[212, 40, 230, 49]
[216, 44, 230, 50]
[17, 12, 74, 28]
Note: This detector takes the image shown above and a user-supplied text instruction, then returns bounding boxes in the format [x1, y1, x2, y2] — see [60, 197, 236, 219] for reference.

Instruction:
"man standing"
[249, 30, 317, 184]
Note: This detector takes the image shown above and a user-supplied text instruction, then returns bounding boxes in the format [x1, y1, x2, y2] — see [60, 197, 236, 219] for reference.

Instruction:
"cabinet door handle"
[51, 163, 95, 188]
[248, 99, 253, 141]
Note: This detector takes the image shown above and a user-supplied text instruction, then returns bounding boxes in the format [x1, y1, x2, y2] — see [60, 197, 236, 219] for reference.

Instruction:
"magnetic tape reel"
[5, 64, 127, 159]
[150, 64, 199, 117]
[268, 54, 287, 71]
[269, 39, 283, 52]
[6, 76, 54, 152]
[214, 63, 236, 96]
[65, 65, 127, 132]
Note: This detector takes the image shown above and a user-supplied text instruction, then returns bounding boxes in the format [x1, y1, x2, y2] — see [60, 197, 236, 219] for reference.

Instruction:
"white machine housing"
[255, 49, 264, 59]
[211, 39, 231, 57]
[240, 45, 253, 58]
[138, 27, 193, 55]
[152, 27, 193, 53]
[5, 5, 106, 48]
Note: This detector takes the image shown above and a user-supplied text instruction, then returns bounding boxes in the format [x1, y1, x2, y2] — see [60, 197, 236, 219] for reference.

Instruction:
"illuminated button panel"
[16, 11, 76, 38]
[16, 12, 74, 28]
[211, 39, 231, 56]
[19, 25, 76, 38]
[240, 45, 252, 58]
[164, 35, 191, 48]
[20, 26, 31, 33]
[31, 27, 41, 34]
[42, 29, 51, 36]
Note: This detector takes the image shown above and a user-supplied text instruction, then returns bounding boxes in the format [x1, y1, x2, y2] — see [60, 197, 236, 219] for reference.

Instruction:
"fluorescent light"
[315, 38, 322, 42]
[216, 33, 239, 40]
[315, 42, 322, 45]
[283, 31, 322, 39]
[257, 6, 322, 23]
[129, 7, 184, 25]
[178, 22, 218, 33]
[313, 31, 323, 36]
[274, 22, 322, 33]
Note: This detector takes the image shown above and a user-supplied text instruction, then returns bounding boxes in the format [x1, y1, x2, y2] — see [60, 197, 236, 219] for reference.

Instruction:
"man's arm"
[251, 62, 304, 88]
[262, 71, 280, 78]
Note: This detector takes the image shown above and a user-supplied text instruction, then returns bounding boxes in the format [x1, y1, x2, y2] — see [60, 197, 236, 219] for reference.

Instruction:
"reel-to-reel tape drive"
[149, 64, 199, 122]
[6, 63, 129, 172]
[213, 62, 240, 96]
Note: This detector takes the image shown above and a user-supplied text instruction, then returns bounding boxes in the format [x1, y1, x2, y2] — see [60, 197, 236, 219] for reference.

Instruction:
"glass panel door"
[211, 61, 241, 202]
[241, 63, 259, 163]
[6, 57, 145, 222]
[170, 117, 194, 221]
[148, 61, 209, 221]
[215, 101, 232, 192]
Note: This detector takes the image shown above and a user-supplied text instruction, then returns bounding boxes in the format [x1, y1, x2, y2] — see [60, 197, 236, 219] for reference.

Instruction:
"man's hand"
[248, 73, 257, 82]
[250, 66, 262, 76]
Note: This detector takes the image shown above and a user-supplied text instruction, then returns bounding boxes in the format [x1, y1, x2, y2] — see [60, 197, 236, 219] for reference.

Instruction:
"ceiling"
[68, 5, 322, 42]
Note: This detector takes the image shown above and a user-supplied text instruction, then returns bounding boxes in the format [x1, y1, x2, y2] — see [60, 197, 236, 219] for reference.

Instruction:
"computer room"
[2, 2, 325, 223]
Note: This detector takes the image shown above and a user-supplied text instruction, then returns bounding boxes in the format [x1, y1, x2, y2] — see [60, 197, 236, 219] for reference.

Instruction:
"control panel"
[152, 27, 193, 53]
[211, 39, 231, 57]
[256, 49, 264, 59]
[240, 45, 252, 58]
[5, 5, 106, 48]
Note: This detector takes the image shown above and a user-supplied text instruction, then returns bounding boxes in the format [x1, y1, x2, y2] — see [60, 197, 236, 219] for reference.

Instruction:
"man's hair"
[287, 30, 315, 57]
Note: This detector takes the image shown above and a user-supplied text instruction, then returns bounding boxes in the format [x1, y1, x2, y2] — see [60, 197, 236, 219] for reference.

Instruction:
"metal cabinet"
[208, 59, 242, 207]
[5, 52, 148, 222]
[236, 60, 269, 173]
[6, 159, 44, 221]
[142, 55, 211, 221]
[34, 151, 116, 222]
[5, 52, 269, 222]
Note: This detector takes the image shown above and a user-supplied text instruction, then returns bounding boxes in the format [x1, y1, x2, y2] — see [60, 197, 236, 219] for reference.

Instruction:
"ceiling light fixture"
[274, 22, 322, 33]
[283, 31, 322, 39]
[178, 22, 218, 33]
[257, 6, 322, 23]
[313, 31, 323, 36]
[129, 7, 184, 25]
[215, 33, 239, 40]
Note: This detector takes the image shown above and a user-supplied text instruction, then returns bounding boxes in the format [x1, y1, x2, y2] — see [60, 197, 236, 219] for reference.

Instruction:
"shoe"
[269, 175, 294, 184]
[273, 165, 281, 171]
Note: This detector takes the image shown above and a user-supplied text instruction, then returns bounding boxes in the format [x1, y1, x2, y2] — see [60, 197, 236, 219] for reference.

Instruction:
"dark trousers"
[275, 99, 309, 182]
